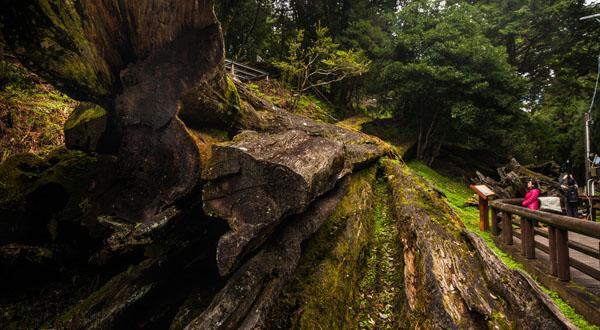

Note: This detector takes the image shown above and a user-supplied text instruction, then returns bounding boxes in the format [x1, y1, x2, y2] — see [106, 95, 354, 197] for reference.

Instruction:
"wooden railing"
[225, 59, 269, 82]
[488, 198, 600, 282]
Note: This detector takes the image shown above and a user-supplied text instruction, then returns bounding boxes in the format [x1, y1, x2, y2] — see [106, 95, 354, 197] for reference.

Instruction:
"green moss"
[0, 60, 77, 162]
[407, 161, 598, 329]
[224, 76, 241, 110]
[0, 147, 117, 238]
[64, 104, 107, 130]
[357, 176, 404, 329]
[13, 0, 110, 98]
[268, 166, 378, 329]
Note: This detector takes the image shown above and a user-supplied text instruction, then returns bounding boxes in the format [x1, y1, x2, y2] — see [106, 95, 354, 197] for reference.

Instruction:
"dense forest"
[0, 1, 599, 329]
[219, 0, 600, 172]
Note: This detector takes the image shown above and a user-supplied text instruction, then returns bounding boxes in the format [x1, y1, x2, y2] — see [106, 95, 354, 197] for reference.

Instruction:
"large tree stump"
[203, 130, 345, 275]
[1, 0, 226, 223]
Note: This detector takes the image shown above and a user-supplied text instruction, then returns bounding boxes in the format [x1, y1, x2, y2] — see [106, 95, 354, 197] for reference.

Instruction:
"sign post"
[470, 185, 496, 232]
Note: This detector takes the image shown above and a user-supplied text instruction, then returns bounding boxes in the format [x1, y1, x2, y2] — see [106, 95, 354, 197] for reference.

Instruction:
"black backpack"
[566, 186, 579, 203]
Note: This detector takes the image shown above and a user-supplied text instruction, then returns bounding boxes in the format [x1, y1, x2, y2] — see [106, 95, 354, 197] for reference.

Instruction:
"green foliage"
[380, 1, 526, 164]
[216, 0, 281, 61]
[474, 0, 600, 169]
[274, 25, 370, 110]
[220, 0, 600, 171]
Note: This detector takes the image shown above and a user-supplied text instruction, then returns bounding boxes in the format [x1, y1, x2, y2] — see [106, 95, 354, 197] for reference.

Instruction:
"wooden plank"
[491, 235, 600, 326]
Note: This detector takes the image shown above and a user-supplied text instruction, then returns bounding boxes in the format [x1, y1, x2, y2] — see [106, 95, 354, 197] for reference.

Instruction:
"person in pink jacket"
[522, 180, 541, 210]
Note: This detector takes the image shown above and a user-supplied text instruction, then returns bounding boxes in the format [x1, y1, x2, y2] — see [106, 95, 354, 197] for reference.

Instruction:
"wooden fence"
[487, 198, 600, 282]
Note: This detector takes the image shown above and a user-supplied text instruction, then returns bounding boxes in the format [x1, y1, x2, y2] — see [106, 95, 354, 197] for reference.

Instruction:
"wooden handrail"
[490, 199, 600, 238]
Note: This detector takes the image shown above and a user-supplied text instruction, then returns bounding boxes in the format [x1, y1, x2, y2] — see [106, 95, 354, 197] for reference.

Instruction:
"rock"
[203, 130, 346, 275]
[64, 102, 108, 152]
[184, 176, 351, 329]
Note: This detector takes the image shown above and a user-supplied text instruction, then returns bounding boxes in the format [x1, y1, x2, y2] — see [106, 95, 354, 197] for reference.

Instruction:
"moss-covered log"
[203, 129, 346, 275]
[184, 177, 352, 329]
[266, 166, 380, 329]
[382, 159, 573, 329]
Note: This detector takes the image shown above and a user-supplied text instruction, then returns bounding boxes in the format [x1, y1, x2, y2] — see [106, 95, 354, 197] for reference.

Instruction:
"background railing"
[225, 59, 269, 82]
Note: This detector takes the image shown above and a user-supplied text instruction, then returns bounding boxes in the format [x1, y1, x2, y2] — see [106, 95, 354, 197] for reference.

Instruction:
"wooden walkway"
[513, 227, 600, 295]
[482, 198, 600, 326]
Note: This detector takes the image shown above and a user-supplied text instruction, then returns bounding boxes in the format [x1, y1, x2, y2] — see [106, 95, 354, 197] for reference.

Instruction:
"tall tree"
[382, 0, 525, 164]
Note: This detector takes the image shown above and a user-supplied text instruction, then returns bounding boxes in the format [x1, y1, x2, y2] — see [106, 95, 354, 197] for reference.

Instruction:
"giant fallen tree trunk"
[184, 177, 351, 329]
[203, 130, 346, 275]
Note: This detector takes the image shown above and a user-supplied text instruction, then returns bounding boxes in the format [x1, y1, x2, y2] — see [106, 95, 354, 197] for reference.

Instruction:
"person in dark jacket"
[561, 174, 580, 217]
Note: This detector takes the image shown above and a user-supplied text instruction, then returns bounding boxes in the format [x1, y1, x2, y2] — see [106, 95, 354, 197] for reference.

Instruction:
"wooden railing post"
[492, 207, 499, 236]
[479, 196, 489, 232]
[503, 212, 513, 245]
[548, 226, 558, 276]
[556, 228, 571, 281]
[520, 217, 527, 256]
[521, 218, 535, 259]
[491, 207, 499, 236]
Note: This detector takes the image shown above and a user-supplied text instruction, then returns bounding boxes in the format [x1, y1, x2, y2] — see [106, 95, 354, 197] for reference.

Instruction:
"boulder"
[203, 130, 345, 275]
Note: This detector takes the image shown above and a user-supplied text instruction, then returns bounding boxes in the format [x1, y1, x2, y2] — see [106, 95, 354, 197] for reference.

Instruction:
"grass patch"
[407, 160, 598, 330]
